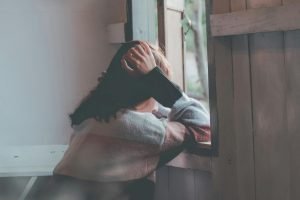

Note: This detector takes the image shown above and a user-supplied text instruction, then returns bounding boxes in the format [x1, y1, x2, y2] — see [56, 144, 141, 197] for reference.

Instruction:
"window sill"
[0, 144, 212, 178]
[0, 145, 67, 177]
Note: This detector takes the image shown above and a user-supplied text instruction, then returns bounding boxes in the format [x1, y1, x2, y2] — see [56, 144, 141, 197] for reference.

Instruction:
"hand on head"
[121, 41, 157, 77]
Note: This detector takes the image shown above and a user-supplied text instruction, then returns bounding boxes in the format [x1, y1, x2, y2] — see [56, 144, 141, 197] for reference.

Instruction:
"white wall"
[0, 0, 120, 145]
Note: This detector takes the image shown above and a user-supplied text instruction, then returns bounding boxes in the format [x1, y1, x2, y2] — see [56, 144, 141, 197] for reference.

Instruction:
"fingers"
[140, 41, 151, 54]
[131, 48, 144, 60]
[121, 42, 155, 77]
[129, 47, 143, 60]
[121, 58, 136, 77]
[134, 45, 145, 55]
[125, 43, 150, 62]
[124, 53, 139, 66]
[124, 47, 144, 67]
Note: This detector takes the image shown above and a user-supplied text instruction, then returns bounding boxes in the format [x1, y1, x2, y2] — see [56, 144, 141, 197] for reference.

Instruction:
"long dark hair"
[69, 40, 170, 126]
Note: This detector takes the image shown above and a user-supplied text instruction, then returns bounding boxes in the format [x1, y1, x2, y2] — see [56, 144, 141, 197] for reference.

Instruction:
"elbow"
[187, 125, 211, 142]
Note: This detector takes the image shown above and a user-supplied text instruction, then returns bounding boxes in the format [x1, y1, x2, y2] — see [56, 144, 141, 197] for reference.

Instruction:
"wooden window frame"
[192, 0, 219, 156]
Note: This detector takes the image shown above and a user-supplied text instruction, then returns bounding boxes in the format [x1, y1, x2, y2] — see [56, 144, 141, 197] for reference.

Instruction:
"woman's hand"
[121, 42, 157, 77]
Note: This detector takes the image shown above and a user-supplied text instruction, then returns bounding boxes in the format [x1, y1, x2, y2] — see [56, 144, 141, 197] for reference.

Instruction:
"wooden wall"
[155, 166, 213, 200]
[211, 0, 300, 200]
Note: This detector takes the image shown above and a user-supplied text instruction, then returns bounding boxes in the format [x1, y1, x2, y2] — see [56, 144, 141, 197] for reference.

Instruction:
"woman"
[27, 40, 210, 200]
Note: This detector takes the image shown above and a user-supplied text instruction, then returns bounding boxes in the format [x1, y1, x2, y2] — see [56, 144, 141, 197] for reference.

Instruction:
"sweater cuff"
[142, 67, 183, 107]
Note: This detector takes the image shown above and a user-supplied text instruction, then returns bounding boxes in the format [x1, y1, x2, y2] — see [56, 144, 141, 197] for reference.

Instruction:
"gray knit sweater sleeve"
[156, 92, 210, 127]
[168, 93, 210, 126]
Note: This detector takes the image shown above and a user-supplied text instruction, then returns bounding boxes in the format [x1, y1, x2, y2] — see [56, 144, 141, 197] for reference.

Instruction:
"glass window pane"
[184, 0, 209, 111]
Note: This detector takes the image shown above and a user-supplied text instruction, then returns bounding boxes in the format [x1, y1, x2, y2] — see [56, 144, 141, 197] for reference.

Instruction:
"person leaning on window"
[26, 41, 210, 200]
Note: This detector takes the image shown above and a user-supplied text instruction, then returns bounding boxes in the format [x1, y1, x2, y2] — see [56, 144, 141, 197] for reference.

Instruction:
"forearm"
[143, 67, 210, 132]
[142, 67, 211, 166]
[143, 67, 183, 108]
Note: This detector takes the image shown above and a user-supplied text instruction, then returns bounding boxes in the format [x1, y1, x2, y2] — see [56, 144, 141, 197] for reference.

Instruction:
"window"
[128, 0, 217, 156]
[183, 0, 208, 104]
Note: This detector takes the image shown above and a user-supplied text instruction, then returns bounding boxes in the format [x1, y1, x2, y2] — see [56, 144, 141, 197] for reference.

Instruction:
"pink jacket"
[53, 93, 210, 182]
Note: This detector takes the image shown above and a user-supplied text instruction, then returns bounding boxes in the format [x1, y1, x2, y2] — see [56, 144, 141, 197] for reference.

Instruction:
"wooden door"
[210, 1, 300, 200]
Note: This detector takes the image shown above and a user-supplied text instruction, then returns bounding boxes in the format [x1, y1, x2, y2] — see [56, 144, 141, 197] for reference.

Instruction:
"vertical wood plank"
[282, 2, 300, 200]
[232, 35, 256, 200]
[247, 0, 290, 199]
[284, 29, 300, 200]
[168, 167, 195, 200]
[211, 0, 238, 199]
[282, 0, 300, 196]
[231, 0, 256, 200]
[194, 170, 213, 200]
[249, 31, 289, 200]
[212, 37, 237, 200]
[154, 167, 169, 200]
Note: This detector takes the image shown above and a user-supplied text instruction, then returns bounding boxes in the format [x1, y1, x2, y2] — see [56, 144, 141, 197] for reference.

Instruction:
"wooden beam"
[210, 2, 300, 36]
[230, 0, 256, 199]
